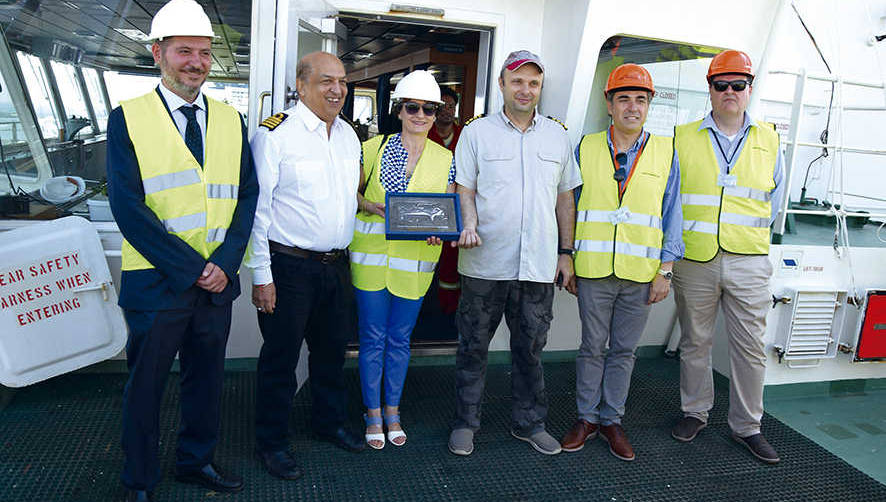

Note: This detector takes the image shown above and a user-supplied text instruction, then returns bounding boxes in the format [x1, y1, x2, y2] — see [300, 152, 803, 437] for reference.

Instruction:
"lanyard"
[712, 126, 749, 173]
[609, 125, 649, 200]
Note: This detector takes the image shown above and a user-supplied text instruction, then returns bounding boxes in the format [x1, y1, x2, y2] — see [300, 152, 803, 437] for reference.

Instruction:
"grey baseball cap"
[502, 50, 544, 73]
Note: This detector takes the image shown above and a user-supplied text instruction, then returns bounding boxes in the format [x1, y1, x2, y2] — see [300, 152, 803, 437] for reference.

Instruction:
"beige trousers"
[673, 251, 772, 437]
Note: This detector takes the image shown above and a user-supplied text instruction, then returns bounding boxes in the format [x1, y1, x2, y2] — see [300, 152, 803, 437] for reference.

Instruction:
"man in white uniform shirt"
[448, 50, 582, 457]
[247, 51, 364, 481]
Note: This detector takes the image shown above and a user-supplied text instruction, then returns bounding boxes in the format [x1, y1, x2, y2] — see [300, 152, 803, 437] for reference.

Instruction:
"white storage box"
[87, 198, 113, 221]
[0, 216, 126, 387]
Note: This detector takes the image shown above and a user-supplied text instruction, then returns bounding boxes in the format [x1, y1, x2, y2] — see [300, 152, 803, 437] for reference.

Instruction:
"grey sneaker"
[448, 428, 474, 456]
[511, 429, 562, 455]
[671, 416, 707, 442]
[732, 432, 780, 464]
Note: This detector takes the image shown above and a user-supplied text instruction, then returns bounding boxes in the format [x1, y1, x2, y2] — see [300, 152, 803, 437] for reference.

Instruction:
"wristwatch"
[558, 247, 575, 257]
[658, 269, 673, 280]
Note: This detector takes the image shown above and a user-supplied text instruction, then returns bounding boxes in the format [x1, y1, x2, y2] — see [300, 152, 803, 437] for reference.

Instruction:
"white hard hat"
[391, 70, 442, 104]
[148, 0, 216, 41]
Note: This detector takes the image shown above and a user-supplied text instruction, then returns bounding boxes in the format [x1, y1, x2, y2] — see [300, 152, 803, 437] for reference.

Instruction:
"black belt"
[269, 240, 347, 264]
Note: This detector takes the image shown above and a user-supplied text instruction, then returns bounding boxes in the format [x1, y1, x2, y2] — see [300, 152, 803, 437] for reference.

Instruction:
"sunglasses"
[402, 102, 438, 116]
[711, 80, 750, 92]
[613, 152, 627, 182]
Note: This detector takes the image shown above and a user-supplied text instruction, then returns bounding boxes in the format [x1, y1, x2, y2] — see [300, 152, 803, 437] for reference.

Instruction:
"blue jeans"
[355, 288, 424, 409]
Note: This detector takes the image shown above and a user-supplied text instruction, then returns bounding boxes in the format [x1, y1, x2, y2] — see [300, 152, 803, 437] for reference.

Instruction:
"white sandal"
[384, 413, 407, 447]
[364, 414, 385, 450]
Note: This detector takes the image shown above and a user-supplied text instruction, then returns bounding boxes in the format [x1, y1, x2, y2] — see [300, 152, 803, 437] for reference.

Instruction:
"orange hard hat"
[605, 64, 655, 96]
[707, 50, 754, 81]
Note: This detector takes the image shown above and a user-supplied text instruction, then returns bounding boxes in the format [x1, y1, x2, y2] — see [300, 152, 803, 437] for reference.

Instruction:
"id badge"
[609, 206, 632, 225]
[718, 173, 738, 187]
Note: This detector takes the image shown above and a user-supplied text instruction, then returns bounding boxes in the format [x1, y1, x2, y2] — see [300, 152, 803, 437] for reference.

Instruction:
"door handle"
[257, 91, 271, 120]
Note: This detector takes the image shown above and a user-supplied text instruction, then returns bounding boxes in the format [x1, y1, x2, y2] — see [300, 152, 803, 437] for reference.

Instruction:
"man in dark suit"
[106, 1, 257, 500]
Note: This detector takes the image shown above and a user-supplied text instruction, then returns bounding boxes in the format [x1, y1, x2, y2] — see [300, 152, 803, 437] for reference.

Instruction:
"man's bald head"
[297, 51, 343, 82]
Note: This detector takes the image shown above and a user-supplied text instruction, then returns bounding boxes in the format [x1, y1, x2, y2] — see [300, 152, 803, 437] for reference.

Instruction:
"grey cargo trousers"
[453, 276, 554, 435]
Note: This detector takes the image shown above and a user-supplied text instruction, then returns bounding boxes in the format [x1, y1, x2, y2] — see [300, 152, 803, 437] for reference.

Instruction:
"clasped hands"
[196, 262, 228, 293]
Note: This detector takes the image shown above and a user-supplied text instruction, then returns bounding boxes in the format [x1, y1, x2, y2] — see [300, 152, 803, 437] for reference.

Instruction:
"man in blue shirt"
[106, 1, 257, 500]
[670, 50, 784, 465]
[561, 64, 683, 462]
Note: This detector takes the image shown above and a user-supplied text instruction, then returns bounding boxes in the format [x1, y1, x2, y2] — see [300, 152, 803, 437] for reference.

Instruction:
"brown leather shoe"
[560, 419, 599, 452]
[599, 424, 635, 461]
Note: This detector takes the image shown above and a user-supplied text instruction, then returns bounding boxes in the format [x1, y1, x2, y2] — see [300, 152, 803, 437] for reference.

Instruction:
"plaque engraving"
[384, 192, 462, 241]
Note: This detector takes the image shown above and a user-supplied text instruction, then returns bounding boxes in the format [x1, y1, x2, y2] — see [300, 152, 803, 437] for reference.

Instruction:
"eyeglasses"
[613, 152, 627, 182]
[711, 80, 750, 92]
[402, 102, 438, 116]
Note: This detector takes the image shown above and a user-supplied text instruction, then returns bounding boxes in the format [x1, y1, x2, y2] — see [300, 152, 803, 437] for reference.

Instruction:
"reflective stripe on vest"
[675, 119, 778, 261]
[576, 209, 662, 229]
[350, 135, 453, 300]
[574, 131, 672, 283]
[354, 219, 385, 235]
[143, 169, 201, 194]
[206, 184, 239, 199]
[119, 91, 242, 271]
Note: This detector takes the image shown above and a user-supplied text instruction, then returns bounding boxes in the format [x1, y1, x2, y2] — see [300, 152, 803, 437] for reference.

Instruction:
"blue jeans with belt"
[355, 288, 424, 409]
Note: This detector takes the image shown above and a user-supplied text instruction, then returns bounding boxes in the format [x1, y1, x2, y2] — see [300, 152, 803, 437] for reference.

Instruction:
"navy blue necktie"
[179, 105, 203, 167]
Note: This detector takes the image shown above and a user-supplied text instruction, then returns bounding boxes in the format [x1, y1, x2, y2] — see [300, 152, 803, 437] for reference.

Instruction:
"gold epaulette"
[259, 112, 288, 131]
[547, 115, 567, 130]
[464, 114, 486, 127]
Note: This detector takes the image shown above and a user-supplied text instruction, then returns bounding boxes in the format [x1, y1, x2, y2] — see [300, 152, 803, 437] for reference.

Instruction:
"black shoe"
[175, 463, 244, 493]
[256, 449, 304, 480]
[123, 489, 152, 502]
[732, 432, 780, 464]
[317, 426, 366, 452]
[671, 416, 707, 442]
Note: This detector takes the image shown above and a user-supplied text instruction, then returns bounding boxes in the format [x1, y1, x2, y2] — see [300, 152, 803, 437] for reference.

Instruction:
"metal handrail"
[769, 69, 885, 89]
[780, 141, 886, 155]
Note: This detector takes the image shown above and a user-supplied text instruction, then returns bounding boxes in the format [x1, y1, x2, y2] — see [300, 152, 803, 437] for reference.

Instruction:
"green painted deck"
[765, 378, 886, 486]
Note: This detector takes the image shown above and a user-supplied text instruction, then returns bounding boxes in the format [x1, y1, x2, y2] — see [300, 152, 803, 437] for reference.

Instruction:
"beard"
[161, 71, 204, 100]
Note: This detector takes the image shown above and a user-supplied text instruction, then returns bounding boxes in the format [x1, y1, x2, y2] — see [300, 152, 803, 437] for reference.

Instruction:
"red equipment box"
[856, 292, 886, 361]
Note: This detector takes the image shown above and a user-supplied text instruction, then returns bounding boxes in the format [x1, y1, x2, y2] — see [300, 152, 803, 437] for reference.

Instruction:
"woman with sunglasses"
[350, 70, 456, 449]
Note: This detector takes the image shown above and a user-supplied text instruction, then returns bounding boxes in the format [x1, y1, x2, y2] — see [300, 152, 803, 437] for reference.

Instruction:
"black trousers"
[120, 289, 231, 491]
[254, 251, 355, 452]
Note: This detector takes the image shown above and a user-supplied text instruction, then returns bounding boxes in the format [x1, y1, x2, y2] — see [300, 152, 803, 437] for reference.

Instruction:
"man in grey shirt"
[448, 50, 582, 457]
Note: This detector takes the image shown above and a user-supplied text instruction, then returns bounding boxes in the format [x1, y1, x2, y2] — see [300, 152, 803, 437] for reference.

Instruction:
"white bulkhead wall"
[543, 0, 782, 141]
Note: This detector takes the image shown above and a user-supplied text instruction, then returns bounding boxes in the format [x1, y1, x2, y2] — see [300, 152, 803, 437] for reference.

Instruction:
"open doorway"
[334, 13, 493, 350]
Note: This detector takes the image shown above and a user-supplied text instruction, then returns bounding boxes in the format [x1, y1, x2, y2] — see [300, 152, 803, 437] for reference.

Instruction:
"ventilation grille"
[785, 291, 839, 358]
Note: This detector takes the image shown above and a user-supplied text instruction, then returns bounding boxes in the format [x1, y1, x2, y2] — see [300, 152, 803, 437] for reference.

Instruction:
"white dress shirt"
[246, 100, 361, 285]
[157, 83, 206, 160]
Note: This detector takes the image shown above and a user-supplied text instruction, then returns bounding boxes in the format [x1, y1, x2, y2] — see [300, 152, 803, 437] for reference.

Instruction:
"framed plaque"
[384, 192, 462, 241]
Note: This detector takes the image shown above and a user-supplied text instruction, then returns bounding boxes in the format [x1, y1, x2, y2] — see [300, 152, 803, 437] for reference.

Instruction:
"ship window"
[202, 81, 249, 117]
[82, 68, 109, 133]
[50, 61, 93, 138]
[353, 95, 374, 124]
[583, 36, 720, 137]
[103, 72, 161, 109]
[0, 62, 38, 179]
[16, 52, 61, 141]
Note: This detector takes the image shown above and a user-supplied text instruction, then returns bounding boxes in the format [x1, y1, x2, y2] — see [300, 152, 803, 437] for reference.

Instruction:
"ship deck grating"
[1, 358, 884, 501]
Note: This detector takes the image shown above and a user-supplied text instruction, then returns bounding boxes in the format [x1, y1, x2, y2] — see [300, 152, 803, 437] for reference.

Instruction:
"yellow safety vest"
[119, 91, 242, 271]
[675, 120, 778, 262]
[350, 135, 453, 300]
[574, 131, 673, 283]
